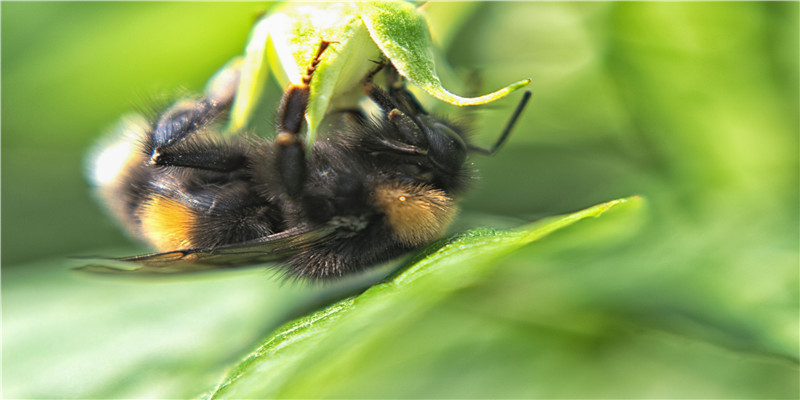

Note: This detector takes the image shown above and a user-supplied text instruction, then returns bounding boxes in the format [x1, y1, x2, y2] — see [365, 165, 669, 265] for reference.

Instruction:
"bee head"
[386, 109, 467, 176]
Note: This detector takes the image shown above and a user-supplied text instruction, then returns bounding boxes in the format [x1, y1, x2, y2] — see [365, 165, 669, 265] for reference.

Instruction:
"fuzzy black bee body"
[88, 43, 530, 280]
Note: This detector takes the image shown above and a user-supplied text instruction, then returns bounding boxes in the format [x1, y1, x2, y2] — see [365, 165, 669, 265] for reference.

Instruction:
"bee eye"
[428, 122, 467, 171]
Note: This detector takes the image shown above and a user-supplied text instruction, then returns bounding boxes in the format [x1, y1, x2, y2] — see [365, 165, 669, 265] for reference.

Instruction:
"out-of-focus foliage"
[2, 2, 797, 399]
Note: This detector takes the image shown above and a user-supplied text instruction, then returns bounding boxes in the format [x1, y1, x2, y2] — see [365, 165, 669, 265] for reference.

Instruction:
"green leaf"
[205, 197, 642, 399]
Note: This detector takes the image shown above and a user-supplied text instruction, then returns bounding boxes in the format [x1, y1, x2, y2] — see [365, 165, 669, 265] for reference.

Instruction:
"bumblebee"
[88, 42, 531, 280]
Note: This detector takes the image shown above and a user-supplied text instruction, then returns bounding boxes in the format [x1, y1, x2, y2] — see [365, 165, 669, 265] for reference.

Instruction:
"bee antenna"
[469, 90, 532, 156]
[365, 58, 388, 83]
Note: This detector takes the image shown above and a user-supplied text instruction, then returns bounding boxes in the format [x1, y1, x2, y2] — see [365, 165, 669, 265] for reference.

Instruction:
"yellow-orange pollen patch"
[372, 181, 457, 246]
[137, 195, 197, 251]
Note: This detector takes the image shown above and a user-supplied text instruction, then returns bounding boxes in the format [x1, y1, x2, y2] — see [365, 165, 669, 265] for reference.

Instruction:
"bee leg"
[151, 99, 225, 150]
[147, 99, 249, 172]
[388, 84, 428, 117]
[363, 77, 398, 115]
[274, 40, 332, 197]
[274, 86, 309, 197]
[381, 65, 427, 114]
[148, 62, 248, 172]
[150, 140, 248, 172]
[362, 77, 433, 154]
[363, 63, 429, 119]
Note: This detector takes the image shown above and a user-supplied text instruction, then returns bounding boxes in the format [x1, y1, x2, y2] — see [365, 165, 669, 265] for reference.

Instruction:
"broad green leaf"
[205, 197, 642, 399]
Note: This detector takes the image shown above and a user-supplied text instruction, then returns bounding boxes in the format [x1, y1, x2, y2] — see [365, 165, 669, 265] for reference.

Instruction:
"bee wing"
[75, 224, 337, 275]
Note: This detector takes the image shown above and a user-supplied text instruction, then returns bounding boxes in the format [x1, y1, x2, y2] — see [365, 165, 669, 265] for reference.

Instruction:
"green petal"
[232, 3, 381, 142]
[229, 16, 272, 132]
[230, 1, 530, 138]
[358, 1, 531, 106]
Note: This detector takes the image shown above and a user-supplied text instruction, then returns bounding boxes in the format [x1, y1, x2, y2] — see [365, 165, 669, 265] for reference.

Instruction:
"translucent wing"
[75, 224, 337, 275]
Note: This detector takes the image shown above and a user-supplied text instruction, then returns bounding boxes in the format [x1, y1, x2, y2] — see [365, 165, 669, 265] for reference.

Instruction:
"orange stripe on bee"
[138, 195, 197, 251]
[372, 181, 457, 247]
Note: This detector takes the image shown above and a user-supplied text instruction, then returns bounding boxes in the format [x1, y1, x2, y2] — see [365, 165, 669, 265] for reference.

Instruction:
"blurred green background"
[3, 1, 797, 398]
